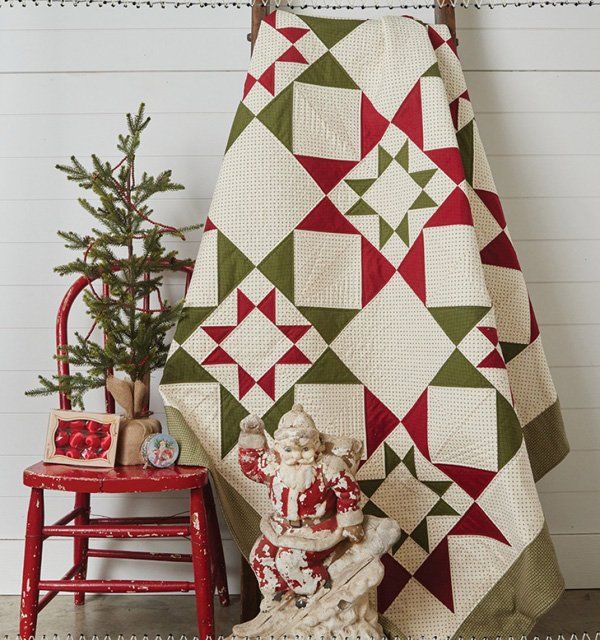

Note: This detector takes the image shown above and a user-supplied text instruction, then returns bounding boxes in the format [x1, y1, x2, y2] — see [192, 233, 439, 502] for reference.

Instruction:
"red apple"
[81, 447, 97, 460]
[67, 420, 87, 430]
[54, 431, 70, 447]
[88, 421, 108, 433]
[99, 435, 112, 450]
[85, 434, 101, 449]
[69, 432, 85, 449]
[66, 448, 81, 459]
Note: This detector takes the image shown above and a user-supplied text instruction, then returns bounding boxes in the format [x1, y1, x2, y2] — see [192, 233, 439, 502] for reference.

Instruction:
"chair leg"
[190, 487, 215, 640]
[19, 488, 44, 640]
[203, 483, 230, 607]
[73, 492, 90, 605]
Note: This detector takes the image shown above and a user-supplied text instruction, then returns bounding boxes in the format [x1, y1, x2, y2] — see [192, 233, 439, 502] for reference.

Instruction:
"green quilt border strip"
[523, 399, 569, 482]
[164, 406, 260, 557]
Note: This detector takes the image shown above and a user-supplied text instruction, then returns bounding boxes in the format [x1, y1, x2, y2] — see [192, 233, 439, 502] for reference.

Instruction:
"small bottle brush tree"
[27, 104, 199, 417]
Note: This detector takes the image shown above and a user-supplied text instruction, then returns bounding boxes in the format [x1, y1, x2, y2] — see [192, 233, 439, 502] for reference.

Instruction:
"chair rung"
[42, 524, 190, 538]
[37, 560, 85, 612]
[88, 548, 193, 562]
[90, 515, 189, 526]
[38, 579, 195, 593]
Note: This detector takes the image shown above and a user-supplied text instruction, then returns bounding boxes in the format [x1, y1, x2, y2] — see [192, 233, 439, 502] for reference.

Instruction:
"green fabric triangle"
[258, 233, 294, 303]
[422, 62, 441, 78]
[345, 178, 375, 197]
[359, 478, 385, 498]
[298, 15, 364, 49]
[428, 306, 490, 345]
[457, 119, 474, 186]
[497, 391, 523, 469]
[363, 500, 388, 519]
[411, 519, 429, 552]
[428, 498, 459, 517]
[174, 306, 216, 345]
[346, 198, 379, 217]
[423, 480, 452, 497]
[378, 145, 393, 176]
[296, 51, 358, 89]
[217, 231, 254, 303]
[379, 216, 394, 248]
[385, 443, 401, 476]
[262, 388, 295, 438]
[430, 349, 493, 388]
[298, 347, 361, 384]
[161, 348, 215, 385]
[392, 529, 409, 555]
[410, 169, 437, 188]
[297, 307, 358, 344]
[499, 341, 528, 364]
[220, 385, 249, 458]
[396, 213, 410, 247]
[409, 191, 437, 210]
[402, 446, 417, 478]
[257, 85, 293, 152]
[225, 102, 254, 152]
[395, 141, 409, 171]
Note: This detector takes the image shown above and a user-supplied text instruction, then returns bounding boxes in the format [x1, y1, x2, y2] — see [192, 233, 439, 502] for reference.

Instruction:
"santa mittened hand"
[240, 414, 265, 434]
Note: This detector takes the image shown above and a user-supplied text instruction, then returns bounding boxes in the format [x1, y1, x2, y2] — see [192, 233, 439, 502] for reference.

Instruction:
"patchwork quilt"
[160, 11, 570, 638]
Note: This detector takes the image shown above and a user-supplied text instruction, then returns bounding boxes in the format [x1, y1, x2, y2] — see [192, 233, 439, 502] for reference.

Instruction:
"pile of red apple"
[54, 418, 113, 460]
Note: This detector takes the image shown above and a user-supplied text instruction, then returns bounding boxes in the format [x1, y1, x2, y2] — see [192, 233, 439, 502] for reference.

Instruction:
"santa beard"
[277, 461, 316, 491]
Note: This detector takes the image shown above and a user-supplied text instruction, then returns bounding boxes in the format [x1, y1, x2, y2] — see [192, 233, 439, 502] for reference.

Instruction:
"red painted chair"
[19, 263, 229, 640]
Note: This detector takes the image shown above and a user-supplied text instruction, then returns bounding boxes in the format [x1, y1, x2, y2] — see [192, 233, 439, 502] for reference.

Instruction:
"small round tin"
[141, 433, 180, 468]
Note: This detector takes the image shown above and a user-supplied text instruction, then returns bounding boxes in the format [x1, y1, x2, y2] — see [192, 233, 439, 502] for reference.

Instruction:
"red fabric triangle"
[204, 217, 217, 232]
[257, 289, 277, 323]
[361, 237, 396, 307]
[478, 326, 498, 346]
[278, 346, 311, 365]
[243, 74, 256, 99]
[424, 147, 465, 184]
[263, 11, 277, 27]
[427, 25, 447, 50]
[257, 367, 276, 399]
[475, 188, 507, 229]
[529, 299, 540, 342]
[361, 93, 389, 159]
[401, 388, 429, 459]
[449, 97, 460, 131]
[425, 187, 473, 228]
[414, 538, 454, 612]
[480, 232, 521, 270]
[364, 388, 399, 457]
[297, 198, 360, 235]
[237, 289, 255, 324]
[377, 554, 411, 613]
[478, 349, 506, 369]
[450, 503, 510, 545]
[435, 463, 496, 500]
[203, 346, 236, 366]
[398, 232, 426, 304]
[278, 27, 309, 43]
[277, 45, 307, 64]
[202, 325, 235, 343]
[238, 366, 255, 399]
[391, 81, 423, 149]
[258, 64, 276, 96]
[278, 324, 311, 343]
[295, 155, 358, 194]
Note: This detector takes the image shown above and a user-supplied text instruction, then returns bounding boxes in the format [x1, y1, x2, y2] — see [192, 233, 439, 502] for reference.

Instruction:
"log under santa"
[238, 403, 366, 610]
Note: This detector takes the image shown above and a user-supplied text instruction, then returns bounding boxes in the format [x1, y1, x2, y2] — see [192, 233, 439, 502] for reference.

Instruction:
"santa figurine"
[238, 403, 365, 610]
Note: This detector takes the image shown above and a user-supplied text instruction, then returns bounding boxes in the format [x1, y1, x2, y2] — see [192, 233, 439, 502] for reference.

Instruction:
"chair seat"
[23, 461, 208, 493]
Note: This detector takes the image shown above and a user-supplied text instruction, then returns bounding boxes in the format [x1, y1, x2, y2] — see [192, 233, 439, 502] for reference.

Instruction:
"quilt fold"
[160, 11, 569, 637]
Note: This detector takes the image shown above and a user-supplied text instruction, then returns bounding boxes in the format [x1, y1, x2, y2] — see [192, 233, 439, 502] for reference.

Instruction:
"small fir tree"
[27, 104, 199, 411]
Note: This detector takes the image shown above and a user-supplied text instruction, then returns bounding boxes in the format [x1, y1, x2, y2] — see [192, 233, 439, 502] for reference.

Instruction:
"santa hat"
[274, 403, 320, 444]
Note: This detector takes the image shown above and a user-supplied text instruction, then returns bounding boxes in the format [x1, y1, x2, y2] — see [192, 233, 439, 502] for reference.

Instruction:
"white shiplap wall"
[0, 2, 599, 597]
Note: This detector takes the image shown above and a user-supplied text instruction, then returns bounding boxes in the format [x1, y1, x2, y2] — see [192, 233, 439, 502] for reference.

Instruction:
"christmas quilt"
[160, 11, 569, 638]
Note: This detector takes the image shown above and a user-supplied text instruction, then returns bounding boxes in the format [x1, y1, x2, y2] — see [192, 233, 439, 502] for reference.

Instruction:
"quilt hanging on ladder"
[160, 11, 570, 638]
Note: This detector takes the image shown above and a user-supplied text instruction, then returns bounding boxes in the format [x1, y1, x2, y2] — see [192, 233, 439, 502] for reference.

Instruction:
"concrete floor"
[1, 591, 598, 638]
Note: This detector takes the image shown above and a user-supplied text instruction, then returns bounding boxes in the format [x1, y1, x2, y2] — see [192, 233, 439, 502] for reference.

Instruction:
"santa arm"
[238, 415, 271, 485]
[327, 461, 364, 527]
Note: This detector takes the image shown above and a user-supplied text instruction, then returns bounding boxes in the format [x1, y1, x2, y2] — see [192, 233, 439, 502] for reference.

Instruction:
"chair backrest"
[56, 261, 194, 413]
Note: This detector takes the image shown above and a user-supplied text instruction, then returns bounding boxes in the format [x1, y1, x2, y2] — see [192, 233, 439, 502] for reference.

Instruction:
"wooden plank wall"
[0, 3, 599, 595]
